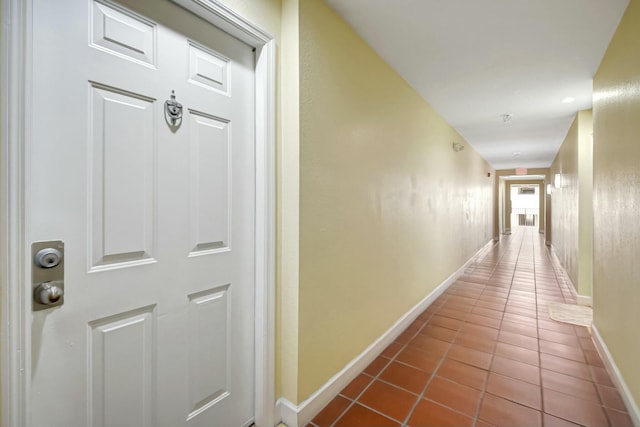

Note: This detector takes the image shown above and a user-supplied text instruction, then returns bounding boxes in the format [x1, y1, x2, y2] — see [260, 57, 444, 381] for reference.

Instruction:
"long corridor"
[307, 228, 633, 427]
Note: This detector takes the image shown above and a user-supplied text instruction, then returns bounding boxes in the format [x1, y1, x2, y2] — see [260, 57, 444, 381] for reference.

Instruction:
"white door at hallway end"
[29, 0, 256, 425]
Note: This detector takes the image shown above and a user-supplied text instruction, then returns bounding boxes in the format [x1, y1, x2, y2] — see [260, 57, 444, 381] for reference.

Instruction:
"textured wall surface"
[549, 109, 593, 296]
[577, 110, 593, 297]
[593, 0, 640, 409]
[297, 0, 494, 403]
[551, 116, 580, 287]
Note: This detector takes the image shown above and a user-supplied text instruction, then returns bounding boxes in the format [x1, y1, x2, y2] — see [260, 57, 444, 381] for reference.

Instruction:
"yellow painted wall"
[593, 0, 640, 409]
[577, 110, 593, 298]
[550, 110, 593, 296]
[550, 115, 580, 289]
[297, 0, 494, 403]
[278, 0, 300, 404]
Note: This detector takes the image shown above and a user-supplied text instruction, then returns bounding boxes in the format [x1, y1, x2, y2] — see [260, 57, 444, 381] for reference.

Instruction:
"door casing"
[0, 0, 276, 426]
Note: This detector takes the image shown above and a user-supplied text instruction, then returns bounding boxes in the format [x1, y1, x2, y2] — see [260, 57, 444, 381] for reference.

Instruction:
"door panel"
[30, 0, 255, 425]
[89, 83, 157, 269]
[188, 112, 231, 255]
[89, 306, 156, 427]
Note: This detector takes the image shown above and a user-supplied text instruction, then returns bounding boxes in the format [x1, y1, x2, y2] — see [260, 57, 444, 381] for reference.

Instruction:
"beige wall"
[593, 0, 640, 409]
[577, 110, 594, 298]
[550, 116, 580, 287]
[549, 110, 593, 296]
[297, 0, 494, 403]
[278, 0, 300, 403]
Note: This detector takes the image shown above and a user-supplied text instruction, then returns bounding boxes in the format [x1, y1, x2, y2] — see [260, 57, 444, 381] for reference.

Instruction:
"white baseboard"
[276, 240, 494, 427]
[591, 325, 640, 427]
[576, 294, 593, 307]
[276, 398, 298, 427]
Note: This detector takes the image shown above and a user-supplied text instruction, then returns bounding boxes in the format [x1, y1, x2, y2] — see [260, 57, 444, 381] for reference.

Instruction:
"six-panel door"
[30, 0, 256, 425]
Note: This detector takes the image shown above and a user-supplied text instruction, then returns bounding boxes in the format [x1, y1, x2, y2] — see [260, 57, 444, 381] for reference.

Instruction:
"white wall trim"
[1, 1, 276, 426]
[576, 295, 593, 307]
[276, 241, 495, 427]
[275, 397, 298, 427]
[1, 0, 31, 425]
[591, 325, 640, 427]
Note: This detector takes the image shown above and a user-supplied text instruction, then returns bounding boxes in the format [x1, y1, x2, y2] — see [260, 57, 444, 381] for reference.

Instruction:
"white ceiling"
[324, 0, 629, 170]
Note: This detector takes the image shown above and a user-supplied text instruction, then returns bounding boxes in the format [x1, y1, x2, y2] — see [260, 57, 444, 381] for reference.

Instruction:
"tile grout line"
[401, 233, 512, 427]
[473, 227, 525, 427]
[328, 290, 457, 427]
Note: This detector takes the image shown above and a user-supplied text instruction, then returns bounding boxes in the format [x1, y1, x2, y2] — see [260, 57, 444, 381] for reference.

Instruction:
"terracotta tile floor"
[307, 227, 634, 427]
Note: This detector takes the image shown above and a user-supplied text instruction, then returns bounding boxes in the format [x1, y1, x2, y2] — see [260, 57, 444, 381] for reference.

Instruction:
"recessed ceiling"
[324, 0, 629, 170]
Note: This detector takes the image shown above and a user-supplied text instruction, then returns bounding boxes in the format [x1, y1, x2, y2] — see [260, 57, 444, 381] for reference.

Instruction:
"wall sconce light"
[452, 142, 465, 152]
[554, 173, 562, 188]
[546, 184, 552, 195]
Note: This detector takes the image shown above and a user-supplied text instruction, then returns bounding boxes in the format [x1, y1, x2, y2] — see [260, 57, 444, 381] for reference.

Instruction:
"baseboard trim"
[576, 294, 593, 307]
[276, 240, 495, 427]
[591, 325, 640, 427]
[276, 397, 298, 427]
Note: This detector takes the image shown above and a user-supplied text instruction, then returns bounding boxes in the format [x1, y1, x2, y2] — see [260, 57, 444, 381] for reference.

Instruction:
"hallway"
[307, 228, 633, 427]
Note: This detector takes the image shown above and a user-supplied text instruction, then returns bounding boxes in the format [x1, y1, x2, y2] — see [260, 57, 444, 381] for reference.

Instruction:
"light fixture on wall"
[554, 173, 562, 188]
[547, 184, 552, 195]
[452, 141, 465, 152]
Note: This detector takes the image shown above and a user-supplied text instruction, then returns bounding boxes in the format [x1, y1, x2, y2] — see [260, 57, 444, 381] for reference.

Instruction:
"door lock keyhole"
[35, 248, 62, 268]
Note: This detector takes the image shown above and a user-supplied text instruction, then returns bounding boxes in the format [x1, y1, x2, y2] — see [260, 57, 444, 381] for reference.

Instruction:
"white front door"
[29, 0, 255, 426]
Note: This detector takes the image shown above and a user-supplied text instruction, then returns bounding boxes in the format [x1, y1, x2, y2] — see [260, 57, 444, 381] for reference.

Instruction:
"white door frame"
[0, 0, 276, 426]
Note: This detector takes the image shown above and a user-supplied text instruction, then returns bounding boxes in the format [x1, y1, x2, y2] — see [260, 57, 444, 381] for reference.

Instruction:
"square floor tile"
[538, 319, 577, 335]
[494, 342, 539, 366]
[498, 330, 539, 351]
[541, 369, 599, 403]
[472, 306, 504, 319]
[312, 396, 351, 427]
[597, 383, 627, 411]
[380, 342, 403, 359]
[408, 399, 474, 427]
[358, 380, 418, 422]
[542, 413, 582, 427]
[379, 361, 431, 395]
[539, 340, 586, 363]
[540, 353, 591, 380]
[435, 358, 488, 390]
[408, 334, 451, 358]
[423, 376, 482, 416]
[486, 372, 541, 410]
[539, 328, 580, 346]
[466, 313, 502, 329]
[340, 373, 373, 400]
[479, 393, 542, 427]
[420, 324, 458, 342]
[364, 356, 390, 376]
[584, 349, 605, 367]
[589, 365, 614, 387]
[395, 346, 442, 374]
[447, 344, 493, 370]
[490, 355, 540, 385]
[428, 314, 464, 331]
[437, 307, 469, 321]
[334, 403, 400, 427]
[605, 408, 634, 427]
[542, 388, 608, 427]
[455, 332, 497, 354]
[500, 320, 538, 338]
